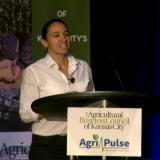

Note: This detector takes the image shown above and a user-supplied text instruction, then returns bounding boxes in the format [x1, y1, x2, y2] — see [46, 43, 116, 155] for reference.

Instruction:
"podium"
[31, 91, 159, 160]
[31, 91, 159, 117]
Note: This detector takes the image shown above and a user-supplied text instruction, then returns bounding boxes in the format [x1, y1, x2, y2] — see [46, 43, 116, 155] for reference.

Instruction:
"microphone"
[107, 52, 126, 91]
[68, 77, 75, 83]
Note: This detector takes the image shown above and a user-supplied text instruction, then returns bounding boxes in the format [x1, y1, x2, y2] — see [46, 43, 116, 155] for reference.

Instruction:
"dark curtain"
[90, 0, 160, 159]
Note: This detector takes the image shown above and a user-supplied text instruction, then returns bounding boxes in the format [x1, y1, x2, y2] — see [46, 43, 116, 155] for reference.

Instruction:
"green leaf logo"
[93, 134, 99, 140]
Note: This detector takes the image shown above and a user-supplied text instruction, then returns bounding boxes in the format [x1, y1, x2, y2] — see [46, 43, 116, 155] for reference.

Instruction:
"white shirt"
[19, 53, 95, 136]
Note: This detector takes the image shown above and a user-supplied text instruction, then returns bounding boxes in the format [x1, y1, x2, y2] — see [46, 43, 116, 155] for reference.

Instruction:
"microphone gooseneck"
[107, 52, 126, 91]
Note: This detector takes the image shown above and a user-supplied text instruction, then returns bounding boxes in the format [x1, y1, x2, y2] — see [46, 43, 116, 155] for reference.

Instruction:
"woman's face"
[42, 22, 70, 56]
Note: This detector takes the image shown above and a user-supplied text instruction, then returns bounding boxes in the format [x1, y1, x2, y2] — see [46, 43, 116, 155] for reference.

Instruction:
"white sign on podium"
[67, 107, 142, 157]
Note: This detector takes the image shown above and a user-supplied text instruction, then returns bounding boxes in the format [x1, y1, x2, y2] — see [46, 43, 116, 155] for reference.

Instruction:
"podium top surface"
[31, 91, 160, 116]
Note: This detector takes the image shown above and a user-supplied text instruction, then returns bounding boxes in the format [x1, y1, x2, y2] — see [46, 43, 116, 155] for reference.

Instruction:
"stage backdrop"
[32, 0, 90, 63]
[0, 0, 90, 160]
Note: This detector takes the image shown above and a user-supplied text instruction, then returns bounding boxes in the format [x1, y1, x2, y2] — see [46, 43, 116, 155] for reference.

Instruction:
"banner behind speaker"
[32, 0, 90, 63]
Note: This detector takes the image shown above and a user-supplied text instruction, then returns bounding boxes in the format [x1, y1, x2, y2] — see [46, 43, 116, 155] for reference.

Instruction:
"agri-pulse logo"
[79, 134, 129, 152]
